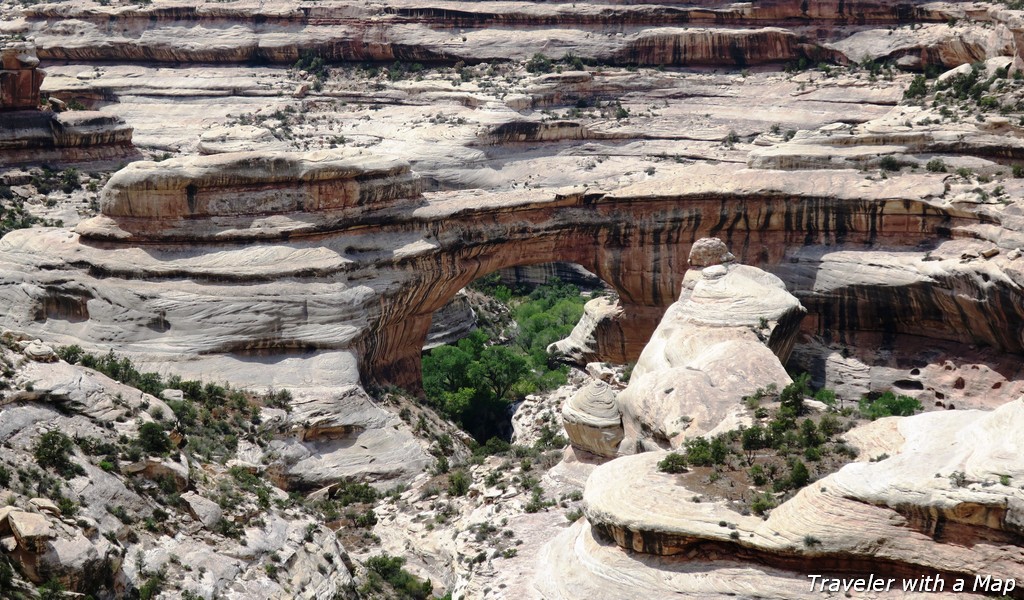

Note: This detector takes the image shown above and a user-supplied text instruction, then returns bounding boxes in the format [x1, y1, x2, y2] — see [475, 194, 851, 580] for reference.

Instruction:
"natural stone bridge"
[1, 150, 1020, 392]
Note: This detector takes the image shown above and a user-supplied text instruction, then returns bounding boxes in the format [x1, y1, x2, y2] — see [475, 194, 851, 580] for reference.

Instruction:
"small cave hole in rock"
[421, 262, 611, 444]
[893, 379, 924, 391]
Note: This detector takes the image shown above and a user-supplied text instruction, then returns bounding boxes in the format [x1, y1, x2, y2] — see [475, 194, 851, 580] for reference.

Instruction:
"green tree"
[710, 436, 729, 465]
[780, 373, 811, 417]
[789, 459, 810, 489]
[138, 422, 172, 456]
[799, 419, 821, 448]
[35, 431, 83, 478]
[684, 437, 713, 467]
[421, 345, 473, 399]
[471, 346, 529, 402]
[741, 426, 767, 465]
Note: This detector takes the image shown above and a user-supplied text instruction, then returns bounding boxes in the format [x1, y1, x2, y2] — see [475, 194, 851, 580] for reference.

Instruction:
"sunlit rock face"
[614, 238, 805, 453]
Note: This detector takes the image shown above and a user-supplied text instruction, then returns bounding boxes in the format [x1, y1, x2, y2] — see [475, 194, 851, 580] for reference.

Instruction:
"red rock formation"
[0, 43, 44, 111]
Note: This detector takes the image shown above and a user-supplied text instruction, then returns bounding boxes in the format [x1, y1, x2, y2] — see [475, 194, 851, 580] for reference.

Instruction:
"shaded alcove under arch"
[420, 260, 613, 442]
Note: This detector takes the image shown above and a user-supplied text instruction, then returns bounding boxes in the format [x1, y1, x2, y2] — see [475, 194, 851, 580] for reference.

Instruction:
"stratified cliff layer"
[2, 0, 1020, 68]
[538, 399, 1024, 599]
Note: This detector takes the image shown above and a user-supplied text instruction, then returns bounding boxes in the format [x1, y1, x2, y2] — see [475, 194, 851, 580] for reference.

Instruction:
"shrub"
[525, 53, 553, 74]
[751, 492, 777, 515]
[683, 438, 714, 467]
[926, 158, 947, 173]
[447, 470, 470, 497]
[903, 75, 928, 99]
[858, 391, 922, 420]
[879, 155, 902, 172]
[749, 464, 767, 485]
[657, 452, 688, 474]
[364, 553, 433, 599]
[35, 431, 83, 478]
[137, 422, 172, 456]
[57, 344, 84, 364]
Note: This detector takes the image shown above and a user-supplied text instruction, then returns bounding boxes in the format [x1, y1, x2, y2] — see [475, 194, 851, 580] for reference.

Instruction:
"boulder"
[123, 457, 189, 491]
[687, 237, 735, 268]
[181, 491, 222, 528]
[22, 341, 57, 362]
[561, 380, 623, 458]
[617, 239, 806, 452]
[9, 510, 54, 553]
[29, 498, 61, 516]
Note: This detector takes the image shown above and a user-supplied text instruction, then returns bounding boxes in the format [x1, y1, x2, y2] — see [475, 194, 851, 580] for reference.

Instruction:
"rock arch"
[2, 151, 1019, 394]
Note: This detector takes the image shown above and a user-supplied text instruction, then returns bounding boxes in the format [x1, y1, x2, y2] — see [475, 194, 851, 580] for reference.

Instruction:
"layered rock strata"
[1, 42, 43, 110]
[78, 151, 422, 241]
[560, 380, 622, 458]
[4, 0, 1018, 69]
[0, 43, 135, 165]
[561, 400, 1024, 598]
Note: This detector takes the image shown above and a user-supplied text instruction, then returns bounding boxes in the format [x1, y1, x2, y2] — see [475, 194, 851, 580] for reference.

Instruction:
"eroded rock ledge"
[0, 43, 135, 165]
[564, 399, 1024, 598]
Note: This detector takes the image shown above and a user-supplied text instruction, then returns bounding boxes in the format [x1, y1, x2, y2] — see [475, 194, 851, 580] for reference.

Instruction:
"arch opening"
[419, 262, 613, 444]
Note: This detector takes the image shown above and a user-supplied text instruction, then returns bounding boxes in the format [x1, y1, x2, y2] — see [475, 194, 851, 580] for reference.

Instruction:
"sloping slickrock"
[557, 400, 1024, 599]
[12, 359, 172, 429]
[267, 386, 433, 489]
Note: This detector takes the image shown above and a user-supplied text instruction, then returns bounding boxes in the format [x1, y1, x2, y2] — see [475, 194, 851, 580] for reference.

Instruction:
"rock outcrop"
[78, 150, 422, 241]
[1, 42, 44, 110]
[547, 296, 632, 367]
[560, 380, 623, 458]
[553, 399, 1024, 598]
[615, 238, 806, 452]
[0, 43, 136, 165]
[8, 0, 1018, 70]
[2, 154, 1023, 399]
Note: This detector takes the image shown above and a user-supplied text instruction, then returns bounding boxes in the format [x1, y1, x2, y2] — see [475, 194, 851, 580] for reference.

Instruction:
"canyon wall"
[4, 0, 1017, 68]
